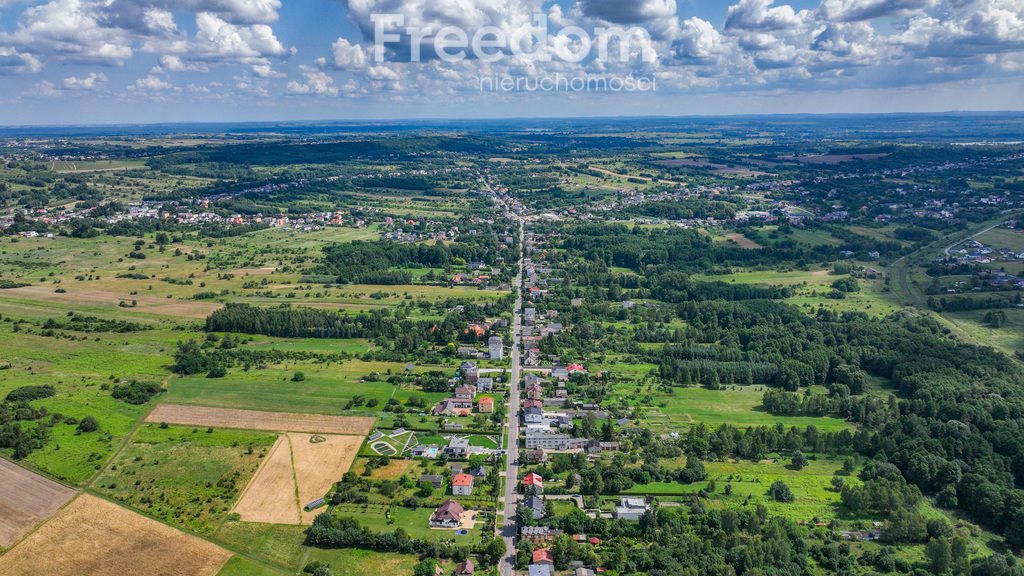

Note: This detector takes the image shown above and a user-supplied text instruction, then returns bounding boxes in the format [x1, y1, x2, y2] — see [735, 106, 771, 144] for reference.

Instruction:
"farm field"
[92, 425, 276, 534]
[0, 494, 232, 576]
[145, 404, 375, 436]
[232, 432, 363, 525]
[0, 459, 76, 548]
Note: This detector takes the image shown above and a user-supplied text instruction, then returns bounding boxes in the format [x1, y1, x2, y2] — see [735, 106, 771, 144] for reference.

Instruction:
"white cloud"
[725, 0, 807, 32]
[820, 0, 936, 22]
[0, 45, 41, 73]
[63, 71, 106, 88]
[331, 37, 366, 71]
[130, 74, 173, 91]
[25, 79, 61, 96]
[286, 65, 338, 95]
[576, 0, 677, 25]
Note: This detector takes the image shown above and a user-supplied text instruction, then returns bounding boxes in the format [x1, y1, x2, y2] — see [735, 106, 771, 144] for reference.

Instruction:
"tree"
[791, 450, 809, 470]
[292, 371, 306, 382]
[830, 475, 845, 492]
[413, 558, 439, 576]
[417, 481, 434, 498]
[926, 537, 952, 574]
[768, 480, 794, 503]
[77, 416, 100, 433]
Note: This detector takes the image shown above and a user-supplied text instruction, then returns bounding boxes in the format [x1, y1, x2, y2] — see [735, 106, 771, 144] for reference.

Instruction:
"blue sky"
[0, 0, 1022, 125]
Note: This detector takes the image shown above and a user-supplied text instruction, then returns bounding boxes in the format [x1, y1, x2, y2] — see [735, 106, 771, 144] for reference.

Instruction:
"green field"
[164, 360, 424, 415]
[93, 424, 277, 534]
[637, 386, 855, 433]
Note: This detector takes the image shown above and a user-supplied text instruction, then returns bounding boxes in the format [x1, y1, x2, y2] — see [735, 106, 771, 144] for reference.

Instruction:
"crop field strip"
[145, 404, 375, 436]
[0, 494, 232, 576]
[0, 459, 76, 548]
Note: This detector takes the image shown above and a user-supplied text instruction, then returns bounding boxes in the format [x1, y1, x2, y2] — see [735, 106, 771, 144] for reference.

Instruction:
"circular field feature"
[372, 441, 397, 455]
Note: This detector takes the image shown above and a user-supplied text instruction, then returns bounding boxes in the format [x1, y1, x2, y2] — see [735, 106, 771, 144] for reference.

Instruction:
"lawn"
[214, 522, 309, 569]
[330, 503, 485, 542]
[635, 386, 855, 433]
[303, 548, 425, 576]
[92, 424, 277, 534]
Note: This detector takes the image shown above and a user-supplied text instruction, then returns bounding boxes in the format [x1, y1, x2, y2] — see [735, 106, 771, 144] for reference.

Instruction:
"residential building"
[532, 548, 554, 565]
[452, 473, 474, 496]
[430, 500, 465, 528]
[615, 497, 650, 520]
[445, 437, 470, 458]
[419, 475, 444, 490]
[525, 496, 546, 520]
[488, 336, 504, 360]
[522, 473, 544, 494]
[477, 397, 494, 413]
[454, 559, 475, 576]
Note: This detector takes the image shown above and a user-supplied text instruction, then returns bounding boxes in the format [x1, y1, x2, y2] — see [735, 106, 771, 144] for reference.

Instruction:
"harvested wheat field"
[231, 435, 301, 524]
[233, 433, 363, 525]
[0, 459, 76, 548]
[0, 494, 231, 576]
[146, 404, 375, 436]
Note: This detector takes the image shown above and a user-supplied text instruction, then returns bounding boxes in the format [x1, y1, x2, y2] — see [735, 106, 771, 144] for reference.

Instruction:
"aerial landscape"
[2, 1, 1024, 576]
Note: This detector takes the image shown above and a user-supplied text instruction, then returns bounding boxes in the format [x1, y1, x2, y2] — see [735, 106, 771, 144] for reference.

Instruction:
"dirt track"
[146, 404, 375, 436]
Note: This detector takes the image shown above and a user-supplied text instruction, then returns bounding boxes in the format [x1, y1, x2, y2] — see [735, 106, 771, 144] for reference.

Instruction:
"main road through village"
[499, 197, 525, 576]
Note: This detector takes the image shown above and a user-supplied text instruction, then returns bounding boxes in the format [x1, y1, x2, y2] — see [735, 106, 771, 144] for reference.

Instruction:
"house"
[488, 336, 504, 360]
[433, 399, 471, 417]
[522, 473, 544, 494]
[528, 566, 553, 576]
[525, 496, 546, 520]
[457, 346, 478, 358]
[411, 444, 440, 458]
[467, 465, 487, 478]
[574, 568, 596, 576]
[445, 437, 470, 458]
[476, 377, 494, 392]
[525, 308, 537, 325]
[430, 499, 465, 528]
[454, 386, 476, 400]
[444, 422, 465, 432]
[615, 497, 650, 520]
[523, 449, 548, 463]
[454, 559, 475, 576]
[477, 397, 494, 413]
[533, 548, 554, 565]
[525, 430, 575, 450]
[419, 475, 444, 490]
[523, 405, 544, 424]
[452, 473, 474, 496]
[551, 366, 569, 380]
[521, 526, 555, 545]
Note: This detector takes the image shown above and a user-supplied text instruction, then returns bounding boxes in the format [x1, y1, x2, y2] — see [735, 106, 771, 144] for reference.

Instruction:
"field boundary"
[146, 404, 375, 436]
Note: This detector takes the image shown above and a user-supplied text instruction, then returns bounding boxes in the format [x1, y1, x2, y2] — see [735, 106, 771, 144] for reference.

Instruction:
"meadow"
[92, 424, 277, 534]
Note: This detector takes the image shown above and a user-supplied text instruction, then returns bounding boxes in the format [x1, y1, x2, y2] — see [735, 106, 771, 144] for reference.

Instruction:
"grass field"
[623, 455, 854, 522]
[0, 494, 231, 576]
[976, 227, 1024, 252]
[330, 503, 485, 542]
[92, 425, 277, 534]
[162, 360, 425, 416]
[214, 522, 309, 569]
[635, 386, 855, 433]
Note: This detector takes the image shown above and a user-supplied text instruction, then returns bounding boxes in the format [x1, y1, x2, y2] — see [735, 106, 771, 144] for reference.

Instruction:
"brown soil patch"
[360, 458, 413, 480]
[0, 494, 231, 576]
[0, 460, 76, 548]
[0, 285, 221, 319]
[232, 433, 363, 525]
[231, 435, 300, 524]
[146, 404, 375, 436]
[724, 233, 763, 250]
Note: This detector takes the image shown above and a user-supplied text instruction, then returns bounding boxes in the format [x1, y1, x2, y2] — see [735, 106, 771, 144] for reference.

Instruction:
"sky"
[0, 0, 1023, 125]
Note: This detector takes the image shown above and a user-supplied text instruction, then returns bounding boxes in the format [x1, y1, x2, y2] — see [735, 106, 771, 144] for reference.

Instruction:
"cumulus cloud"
[63, 70, 106, 88]
[725, 0, 807, 32]
[331, 37, 367, 70]
[129, 74, 173, 91]
[820, 0, 937, 22]
[286, 65, 338, 95]
[577, 0, 677, 25]
[0, 45, 41, 73]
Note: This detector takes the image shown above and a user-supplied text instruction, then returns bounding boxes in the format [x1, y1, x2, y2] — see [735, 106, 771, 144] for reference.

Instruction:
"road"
[499, 213, 524, 576]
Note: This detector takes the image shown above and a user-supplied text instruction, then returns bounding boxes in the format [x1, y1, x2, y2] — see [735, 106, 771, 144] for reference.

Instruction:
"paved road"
[499, 211, 525, 576]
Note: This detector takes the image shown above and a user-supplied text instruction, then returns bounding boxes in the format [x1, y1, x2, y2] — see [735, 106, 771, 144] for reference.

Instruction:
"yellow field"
[146, 404, 375, 436]
[232, 433, 363, 525]
[0, 494, 231, 576]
